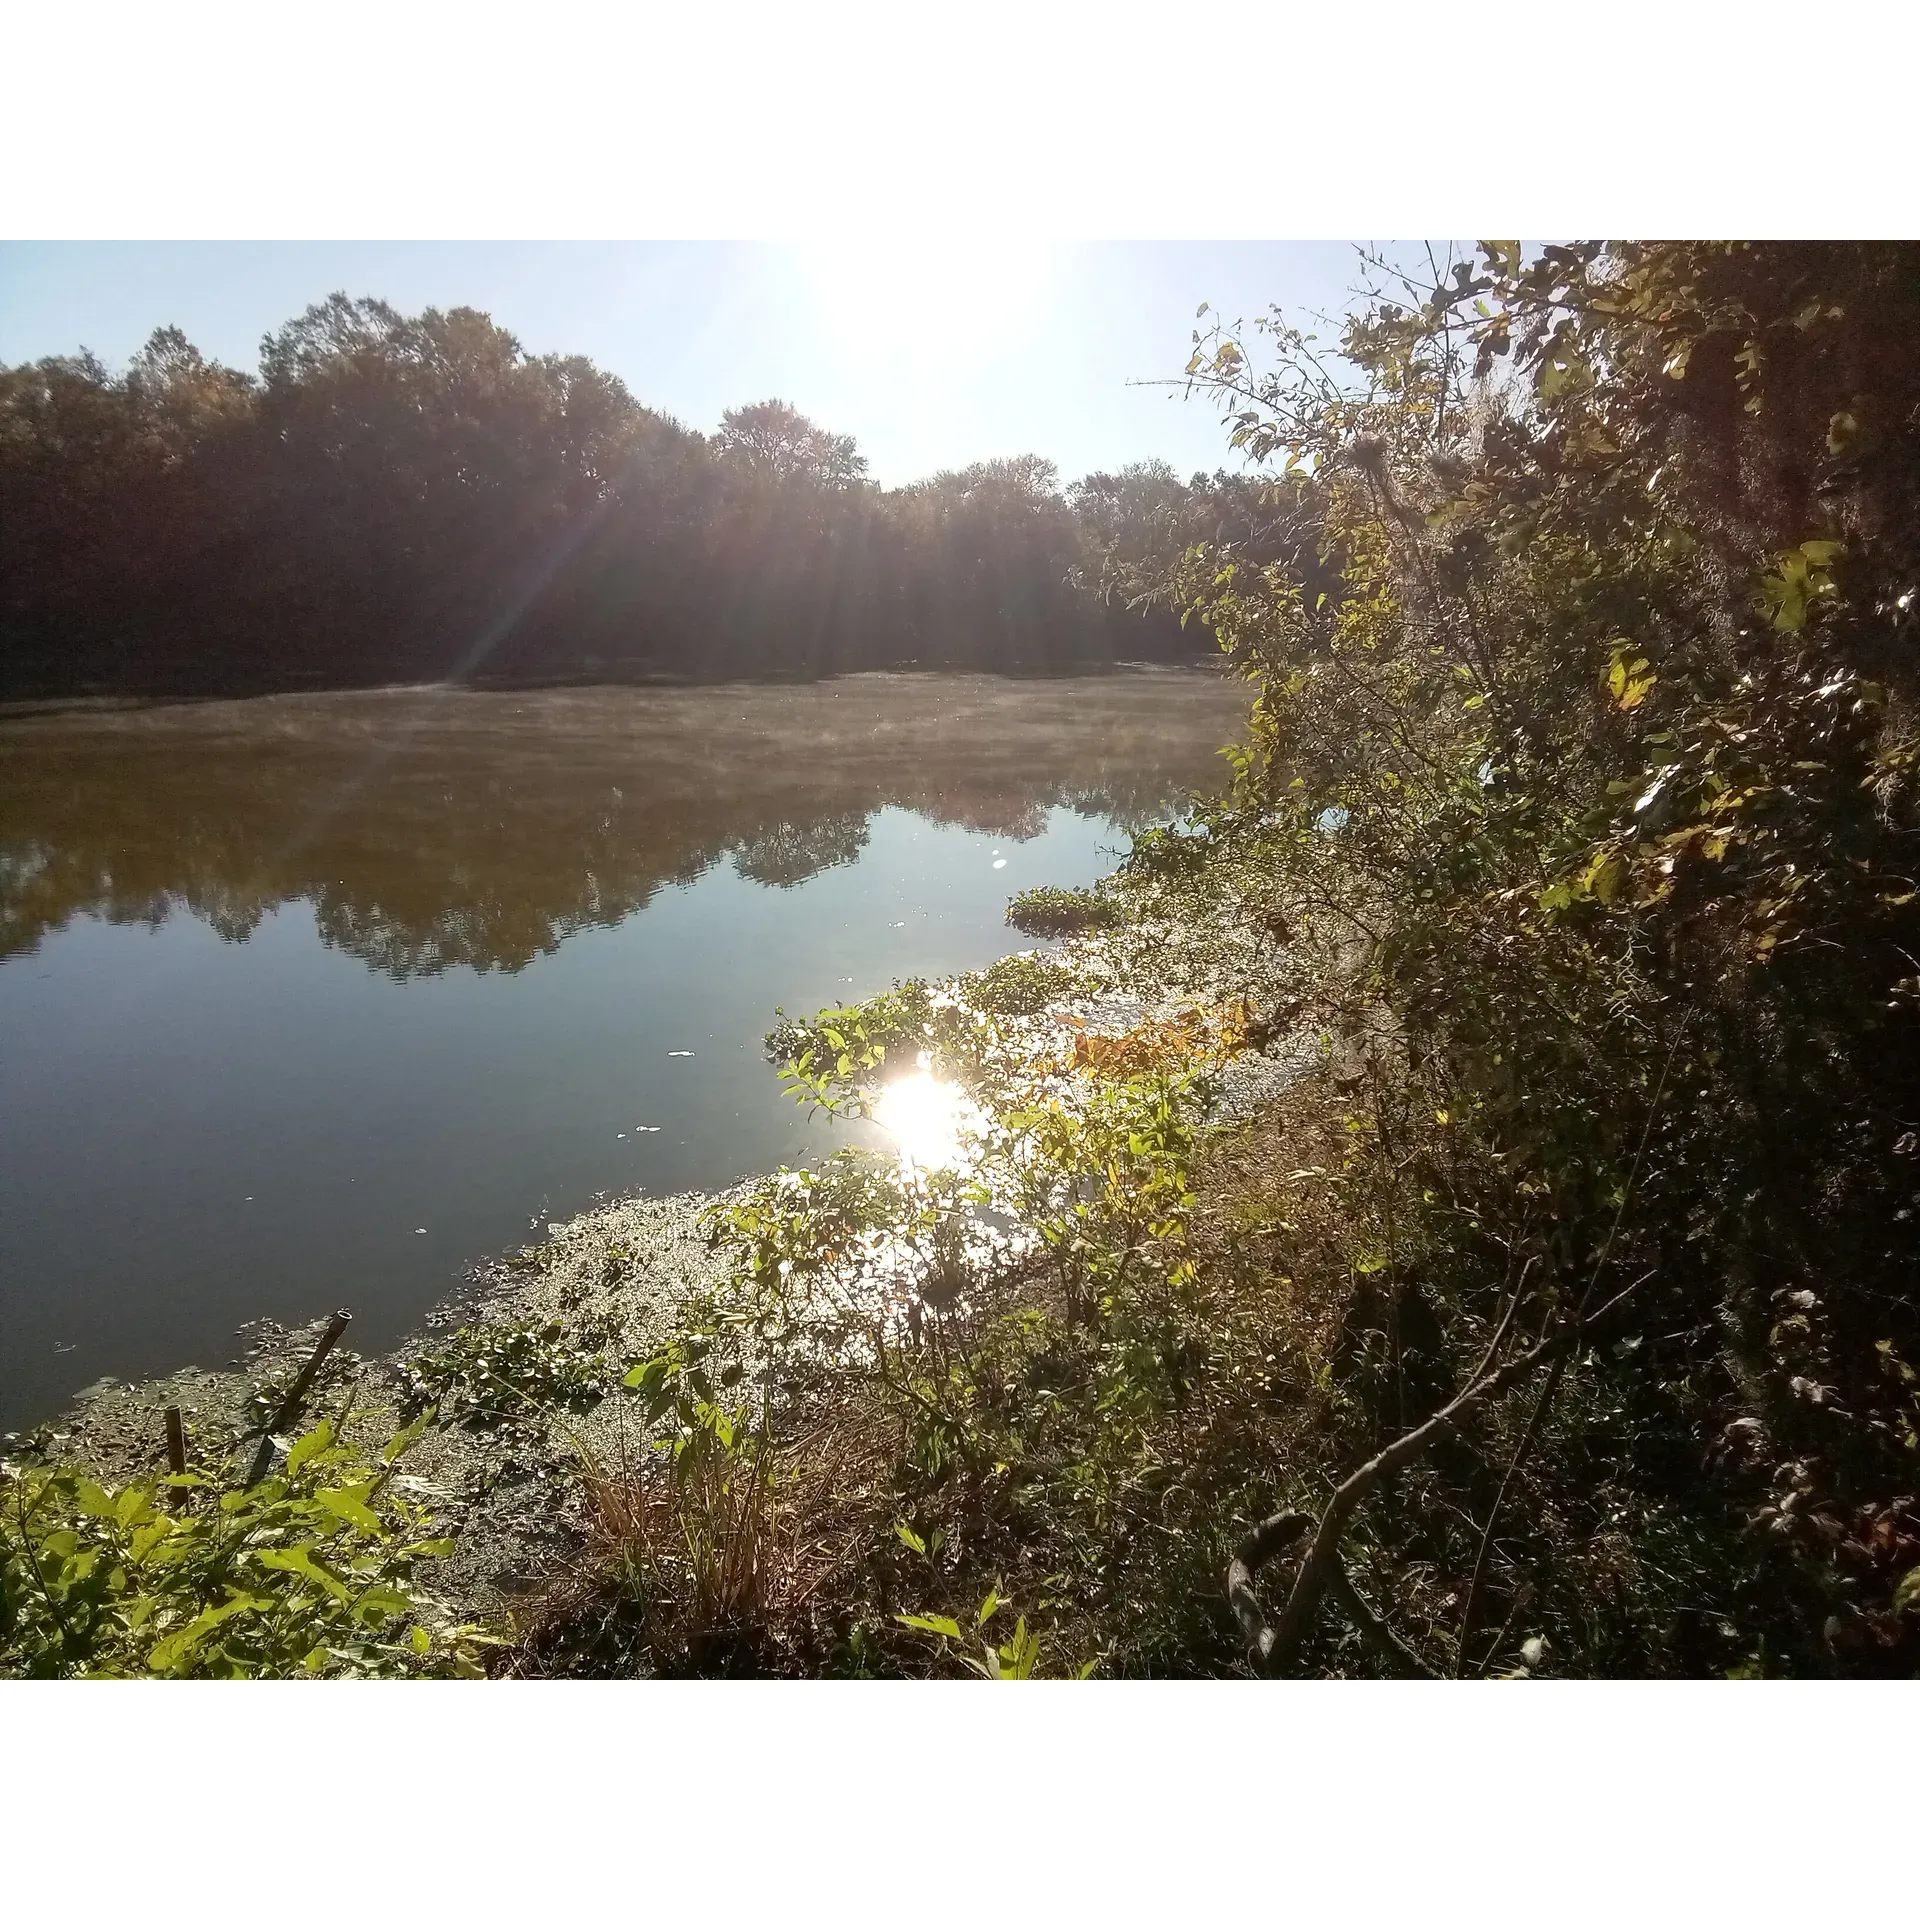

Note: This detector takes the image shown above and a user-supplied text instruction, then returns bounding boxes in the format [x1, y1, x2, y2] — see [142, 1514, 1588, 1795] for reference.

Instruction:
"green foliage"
[897, 1585, 1088, 1678]
[395, 1315, 619, 1428]
[621, 1330, 765, 1471]
[49, 242, 1908, 1681]
[0, 1420, 489, 1677]
[1152, 240, 1920, 1674]
[1005, 884, 1125, 937]
[684, 979, 1237, 1673]
[962, 950, 1062, 1017]
[767, 980, 1015, 1116]
[510, 1328, 786, 1677]
[768, 989, 917, 1117]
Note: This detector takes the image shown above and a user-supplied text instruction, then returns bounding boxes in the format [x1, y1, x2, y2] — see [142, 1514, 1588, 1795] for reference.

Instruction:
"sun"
[795, 239, 1053, 362]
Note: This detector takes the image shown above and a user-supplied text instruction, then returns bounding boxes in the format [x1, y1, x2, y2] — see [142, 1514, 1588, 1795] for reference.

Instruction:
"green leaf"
[896, 1612, 963, 1640]
[1582, 849, 1627, 905]
[74, 1480, 117, 1520]
[284, 1420, 335, 1476]
[623, 1355, 668, 1393]
[147, 1596, 261, 1671]
[382, 1408, 434, 1462]
[257, 1545, 351, 1599]
[314, 1486, 382, 1534]
[999, 1617, 1042, 1679]
[895, 1523, 927, 1554]
[1609, 662, 1654, 710]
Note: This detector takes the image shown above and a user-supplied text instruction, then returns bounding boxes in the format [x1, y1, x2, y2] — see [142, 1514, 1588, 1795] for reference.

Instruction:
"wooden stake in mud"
[244, 1310, 353, 1487]
[163, 1406, 188, 1507]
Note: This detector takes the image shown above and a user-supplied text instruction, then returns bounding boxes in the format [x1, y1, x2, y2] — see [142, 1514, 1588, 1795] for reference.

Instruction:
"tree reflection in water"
[0, 672, 1248, 978]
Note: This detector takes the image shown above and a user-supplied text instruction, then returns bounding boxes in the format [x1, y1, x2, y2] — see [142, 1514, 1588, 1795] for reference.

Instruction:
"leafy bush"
[961, 950, 1062, 1017]
[394, 1315, 618, 1428]
[0, 1419, 488, 1677]
[1142, 240, 1920, 1675]
[1005, 885, 1125, 937]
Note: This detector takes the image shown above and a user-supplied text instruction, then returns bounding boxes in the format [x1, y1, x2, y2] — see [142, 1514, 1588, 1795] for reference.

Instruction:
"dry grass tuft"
[503, 1393, 896, 1677]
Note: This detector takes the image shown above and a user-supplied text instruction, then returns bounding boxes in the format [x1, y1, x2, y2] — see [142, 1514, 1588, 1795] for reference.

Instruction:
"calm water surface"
[0, 671, 1248, 1428]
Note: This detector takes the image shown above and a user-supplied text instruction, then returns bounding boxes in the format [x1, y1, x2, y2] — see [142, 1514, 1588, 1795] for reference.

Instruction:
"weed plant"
[1, 1418, 489, 1676]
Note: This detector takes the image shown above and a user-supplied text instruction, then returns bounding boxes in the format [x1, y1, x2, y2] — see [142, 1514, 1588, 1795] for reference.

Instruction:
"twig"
[1322, 1555, 1437, 1677]
[1475, 1583, 1531, 1678]
[245, 1309, 352, 1487]
[1450, 1025, 1689, 1670]
[1245, 1326, 1573, 1675]
[1453, 1348, 1567, 1675]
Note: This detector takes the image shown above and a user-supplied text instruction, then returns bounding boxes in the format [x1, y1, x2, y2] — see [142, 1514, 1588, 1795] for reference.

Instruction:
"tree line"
[0, 294, 1252, 696]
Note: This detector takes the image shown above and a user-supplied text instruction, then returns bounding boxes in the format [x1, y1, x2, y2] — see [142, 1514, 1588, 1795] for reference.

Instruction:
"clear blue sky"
[0, 241, 1388, 488]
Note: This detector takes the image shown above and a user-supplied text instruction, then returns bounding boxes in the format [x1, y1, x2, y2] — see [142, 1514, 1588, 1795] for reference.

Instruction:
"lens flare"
[872, 1069, 976, 1174]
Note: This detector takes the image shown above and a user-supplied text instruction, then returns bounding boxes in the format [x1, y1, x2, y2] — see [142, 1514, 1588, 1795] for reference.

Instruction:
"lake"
[0, 669, 1249, 1430]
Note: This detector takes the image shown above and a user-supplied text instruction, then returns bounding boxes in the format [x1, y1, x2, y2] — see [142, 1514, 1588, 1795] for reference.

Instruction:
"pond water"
[0, 669, 1249, 1429]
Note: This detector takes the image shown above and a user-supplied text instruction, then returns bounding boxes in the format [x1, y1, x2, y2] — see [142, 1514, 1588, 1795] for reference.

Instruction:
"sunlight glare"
[872, 1067, 977, 1174]
[798, 239, 1052, 362]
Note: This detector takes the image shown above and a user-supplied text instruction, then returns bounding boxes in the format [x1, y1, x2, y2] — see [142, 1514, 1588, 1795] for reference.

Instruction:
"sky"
[0, 241, 1391, 488]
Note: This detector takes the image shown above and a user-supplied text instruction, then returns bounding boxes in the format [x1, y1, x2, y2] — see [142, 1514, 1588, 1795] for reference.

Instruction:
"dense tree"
[626, 241, 1920, 1681]
[716, 398, 867, 490]
[0, 299, 1209, 696]
[1153, 240, 1920, 1673]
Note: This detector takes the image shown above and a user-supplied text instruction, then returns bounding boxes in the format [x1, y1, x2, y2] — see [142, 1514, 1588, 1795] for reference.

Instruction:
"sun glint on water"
[872, 1063, 978, 1174]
